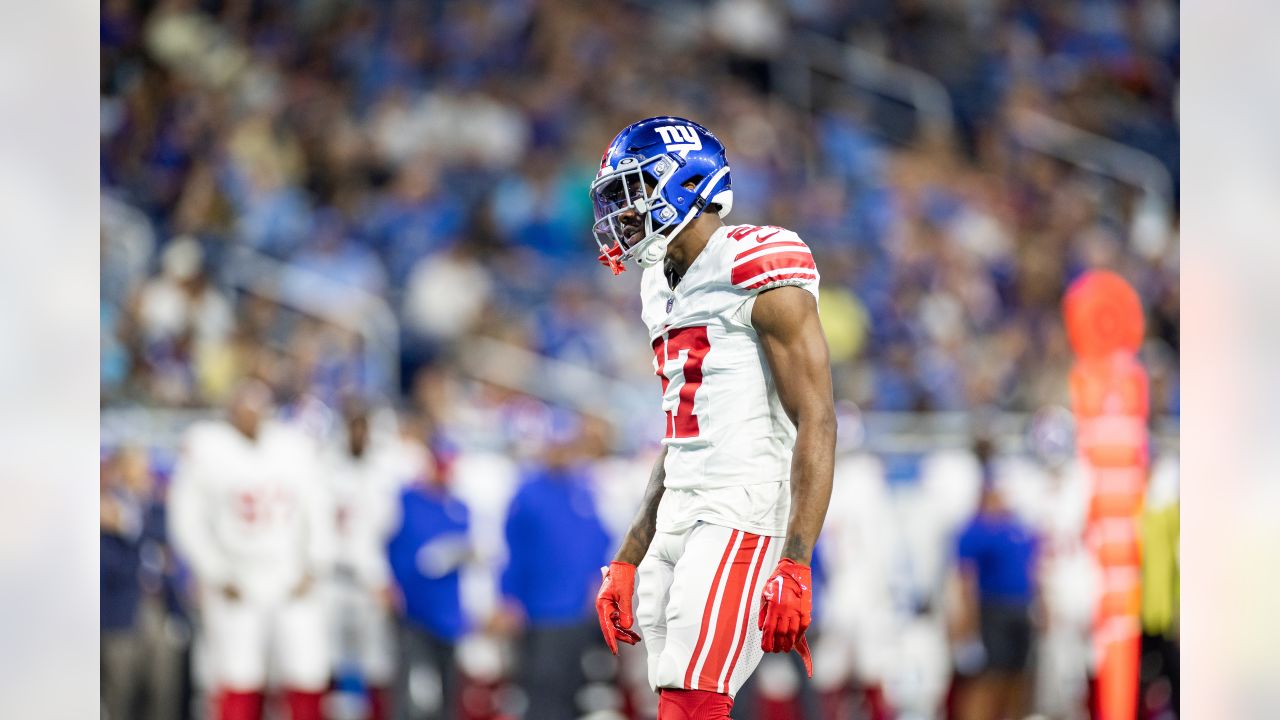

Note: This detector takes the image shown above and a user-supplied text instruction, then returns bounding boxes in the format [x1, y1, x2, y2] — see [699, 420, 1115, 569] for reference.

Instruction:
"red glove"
[596, 561, 642, 654]
[758, 558, 813, 677]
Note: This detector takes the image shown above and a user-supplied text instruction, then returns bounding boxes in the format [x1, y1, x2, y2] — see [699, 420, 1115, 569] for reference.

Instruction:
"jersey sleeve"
[727, 227, 820, 295]
[725, 226, 820, 326]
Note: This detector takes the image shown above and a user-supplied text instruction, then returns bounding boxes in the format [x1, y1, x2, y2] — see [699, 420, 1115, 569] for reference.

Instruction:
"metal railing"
[1008, 107, 1176, 229]
[632, 1, 956, 146]
[774, 32, 957, 144]
[634, 0, 1174, 236]
[226, 245, 400, 395]
[457, 336, 652, 424]
[101, 403, 1178, 458]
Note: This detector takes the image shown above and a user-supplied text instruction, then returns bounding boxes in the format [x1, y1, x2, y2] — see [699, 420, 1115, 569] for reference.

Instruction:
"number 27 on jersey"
[653, 326, 710, 439]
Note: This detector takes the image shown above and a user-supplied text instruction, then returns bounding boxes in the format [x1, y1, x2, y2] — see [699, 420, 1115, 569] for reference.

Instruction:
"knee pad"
[657, 688, 733, 719]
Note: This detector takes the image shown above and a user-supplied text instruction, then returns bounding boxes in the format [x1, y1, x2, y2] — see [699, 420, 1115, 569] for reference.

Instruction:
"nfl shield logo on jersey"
[666, 297, 675, 313]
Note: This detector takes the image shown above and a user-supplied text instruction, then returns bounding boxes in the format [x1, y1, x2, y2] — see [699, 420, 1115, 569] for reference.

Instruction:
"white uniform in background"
[899, 449, 983, 615]
[814, 450, 896, 691]
[1002, 457, 1095, 720]
[324, 443, 411, 688]
[812, 453, 895, 693]
[881, 449, 983, 719]
[592, 449, 663, 548]
[446, 449, 519, 635]
[169, 419, 334, 692]
[593, 449, 668, 709]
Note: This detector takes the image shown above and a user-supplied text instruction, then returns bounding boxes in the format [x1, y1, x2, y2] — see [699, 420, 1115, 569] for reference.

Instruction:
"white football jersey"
[324, 444, 413, 590]
[169, 419, 334, 602]
[640, 224, 820, 536]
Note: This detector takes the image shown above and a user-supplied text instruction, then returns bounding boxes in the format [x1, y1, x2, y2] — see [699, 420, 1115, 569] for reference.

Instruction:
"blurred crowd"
[100, 0, 1180, 718]
[100, 0, 1180, 420]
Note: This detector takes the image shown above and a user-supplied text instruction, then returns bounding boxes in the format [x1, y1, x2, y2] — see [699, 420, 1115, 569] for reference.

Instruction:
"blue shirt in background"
[387, 485, 470, 642]
[102, 487, 160, 631]
[500, 466, 610, 627]
[101, 529, 141, 631]
[955, 512, 1040, 605]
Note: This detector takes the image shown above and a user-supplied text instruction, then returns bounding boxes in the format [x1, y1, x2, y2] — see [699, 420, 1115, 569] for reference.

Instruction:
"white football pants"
[200, 589, 330, 691]
[636, 522, 782, 698]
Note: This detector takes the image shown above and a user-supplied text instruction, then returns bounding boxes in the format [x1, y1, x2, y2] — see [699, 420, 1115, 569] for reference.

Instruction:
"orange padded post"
[1064, 270, 1148, 720]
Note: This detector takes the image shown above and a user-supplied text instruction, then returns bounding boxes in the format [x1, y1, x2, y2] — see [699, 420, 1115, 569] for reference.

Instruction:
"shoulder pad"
[722, 225, 818, 292]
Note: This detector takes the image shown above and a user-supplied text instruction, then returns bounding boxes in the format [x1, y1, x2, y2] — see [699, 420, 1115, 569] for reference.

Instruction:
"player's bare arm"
[613, 446, 668, 566]
[596, 446, 667, 654]
[752, 285, 836, 565]
[751, 284, 834, 665]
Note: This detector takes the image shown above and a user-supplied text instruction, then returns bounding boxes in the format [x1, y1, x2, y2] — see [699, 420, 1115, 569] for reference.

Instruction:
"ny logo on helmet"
[654, 125, 703, 156]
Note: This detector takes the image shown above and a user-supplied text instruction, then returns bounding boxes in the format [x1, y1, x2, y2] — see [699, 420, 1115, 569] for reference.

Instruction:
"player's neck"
[665, 214, 723, 276]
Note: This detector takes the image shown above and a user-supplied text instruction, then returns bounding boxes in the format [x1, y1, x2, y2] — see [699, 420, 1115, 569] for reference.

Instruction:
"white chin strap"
[632, 165, 732, 268]
[635, 234, 670, 267]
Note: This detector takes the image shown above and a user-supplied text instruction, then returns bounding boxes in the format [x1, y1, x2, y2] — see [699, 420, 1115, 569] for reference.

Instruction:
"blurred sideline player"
[590, 117, 836, 718]
[950, 439, 1042, 720]
[324, 397, 411, 720]
[1007, 407, 1096, 719]
[169, 379, 334, 720]
[811, 431, 895, 719]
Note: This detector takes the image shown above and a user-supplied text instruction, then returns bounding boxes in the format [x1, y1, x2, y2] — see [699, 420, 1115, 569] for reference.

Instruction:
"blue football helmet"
[591, 117, 733, 273]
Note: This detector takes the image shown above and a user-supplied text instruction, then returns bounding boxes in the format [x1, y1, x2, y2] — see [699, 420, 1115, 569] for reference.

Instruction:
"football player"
[591, 117, 836, 718]
[168, 379, 334, 720]
[323, 397, 409, 720]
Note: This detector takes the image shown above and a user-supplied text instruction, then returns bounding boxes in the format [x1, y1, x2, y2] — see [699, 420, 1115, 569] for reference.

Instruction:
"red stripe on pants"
[697, 533, 762, 691]
[684, 530, 740, 689]
[719, 535, 772, 692]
